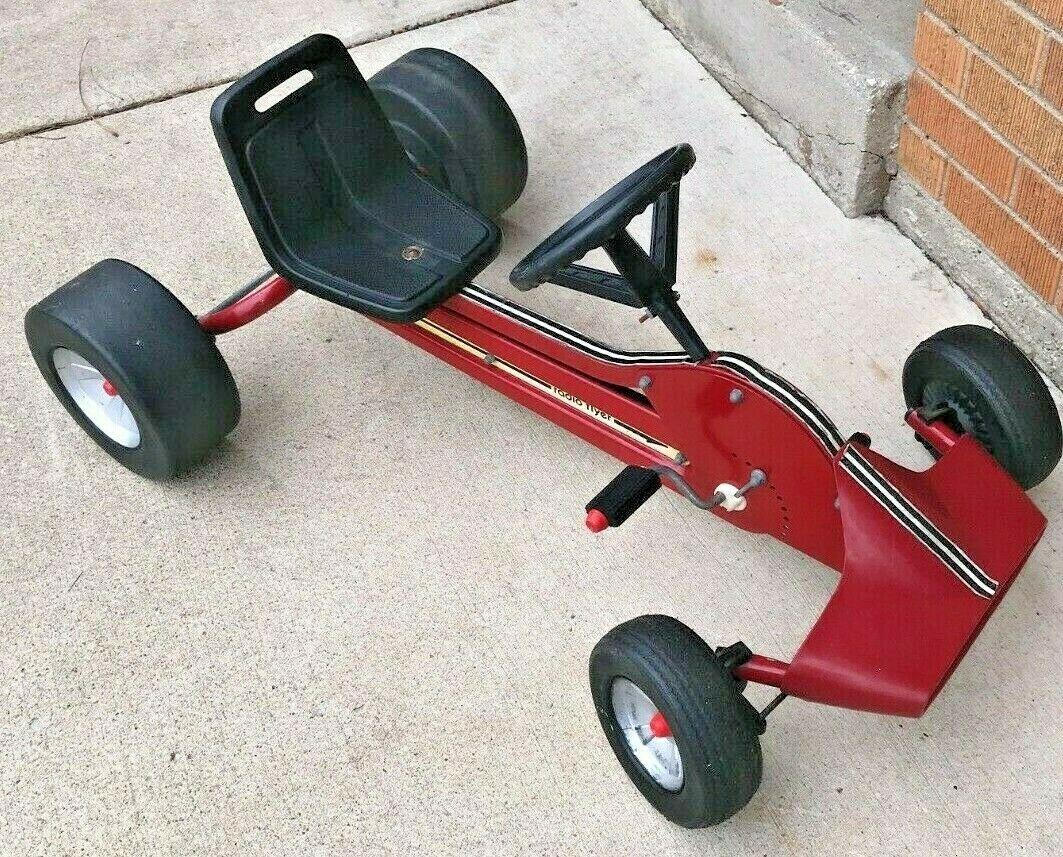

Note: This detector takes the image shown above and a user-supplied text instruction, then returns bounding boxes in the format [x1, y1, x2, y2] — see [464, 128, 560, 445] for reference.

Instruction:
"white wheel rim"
[52, 348, 141, 448]
[611, 677, 683, 791]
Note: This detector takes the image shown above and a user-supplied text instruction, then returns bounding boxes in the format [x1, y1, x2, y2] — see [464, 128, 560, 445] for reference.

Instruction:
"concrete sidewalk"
[0, 0, 512, 141]
[1, 0, 1061, 854]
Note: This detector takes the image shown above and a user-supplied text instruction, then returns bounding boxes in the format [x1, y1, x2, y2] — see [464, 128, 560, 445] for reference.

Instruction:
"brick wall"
[899, 0, 1062, 311]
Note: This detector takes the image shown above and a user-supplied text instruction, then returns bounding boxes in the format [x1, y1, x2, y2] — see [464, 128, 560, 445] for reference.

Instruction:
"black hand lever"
[585, 466, 662, 532]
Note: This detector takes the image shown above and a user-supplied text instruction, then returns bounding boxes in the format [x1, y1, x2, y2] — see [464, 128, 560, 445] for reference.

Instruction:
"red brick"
[966, 55, 1063, 179]
[1013, 164, 1063, 246]
[926, 0, 1045, 81]
[1022, 0, 1063, 30]
[907, 73, 1018, 197]
[1041, 35, 1063, 111]
[945, 166, 1062, 298]
[899, 124, 948, 196]
[914, 12, 968, 93]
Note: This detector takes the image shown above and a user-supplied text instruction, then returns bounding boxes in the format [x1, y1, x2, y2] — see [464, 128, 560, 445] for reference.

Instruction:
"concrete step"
[643, 0, 922, 216]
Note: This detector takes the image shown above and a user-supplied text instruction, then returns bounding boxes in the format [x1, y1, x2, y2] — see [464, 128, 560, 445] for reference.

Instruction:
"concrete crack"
[815, 1, 858, 26]
[710, 64, 883, 160]
[0, 0, 520, 145]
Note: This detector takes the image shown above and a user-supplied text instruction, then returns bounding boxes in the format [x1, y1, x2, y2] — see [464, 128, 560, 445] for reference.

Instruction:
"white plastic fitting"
[713, 482, 748, 512]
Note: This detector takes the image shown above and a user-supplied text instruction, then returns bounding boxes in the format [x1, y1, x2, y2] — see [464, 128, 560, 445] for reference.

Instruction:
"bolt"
[729, 388, 744, 404]
[483, 353, 496, 365]
[735, 468, 767, 498]
[401, 245, 424, 261]
[638, 375, 652, 392]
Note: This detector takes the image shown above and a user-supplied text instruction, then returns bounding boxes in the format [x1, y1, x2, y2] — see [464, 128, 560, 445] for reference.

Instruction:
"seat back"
[211, 34, 500, 322]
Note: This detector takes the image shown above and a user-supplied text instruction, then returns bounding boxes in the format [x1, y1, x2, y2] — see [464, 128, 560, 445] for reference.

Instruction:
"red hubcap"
[648, 710, 672, 738]
[101, 378, 118, 397]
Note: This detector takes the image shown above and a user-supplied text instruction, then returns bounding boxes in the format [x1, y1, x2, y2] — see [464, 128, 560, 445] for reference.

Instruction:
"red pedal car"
[25, 35, 1061, 827]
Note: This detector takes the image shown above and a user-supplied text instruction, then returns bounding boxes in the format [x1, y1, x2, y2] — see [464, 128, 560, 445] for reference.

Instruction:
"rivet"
[729, 388, 744, 404]
[638, 375, 652, 392]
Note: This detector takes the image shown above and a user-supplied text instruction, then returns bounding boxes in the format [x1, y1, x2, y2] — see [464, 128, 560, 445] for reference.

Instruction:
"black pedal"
[585, 465, 662, 531]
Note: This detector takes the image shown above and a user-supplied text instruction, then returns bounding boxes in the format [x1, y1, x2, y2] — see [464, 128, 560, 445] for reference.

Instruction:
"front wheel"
[903, 325, 1061, 489]
[25, 259, 240, 479]
[589, 615, 763, 827]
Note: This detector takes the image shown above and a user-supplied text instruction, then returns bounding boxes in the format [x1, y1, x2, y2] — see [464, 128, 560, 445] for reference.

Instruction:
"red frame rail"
[196, 273, 1046, 717]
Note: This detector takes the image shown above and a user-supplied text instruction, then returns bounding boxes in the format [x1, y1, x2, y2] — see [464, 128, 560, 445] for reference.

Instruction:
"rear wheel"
[589, 615, 763, 827]
[903, 325, 1061, 489]
[25, 259, 240, 479]
[369, 48, 528, 218]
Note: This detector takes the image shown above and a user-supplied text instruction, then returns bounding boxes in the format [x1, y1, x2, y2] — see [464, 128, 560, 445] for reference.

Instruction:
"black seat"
[211, 34, 502, 323]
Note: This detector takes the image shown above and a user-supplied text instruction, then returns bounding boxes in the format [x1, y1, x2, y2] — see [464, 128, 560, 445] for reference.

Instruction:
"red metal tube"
[199, 276, 298, 334]
[734, 654, 789, 688]
[905, 409, 961, 456]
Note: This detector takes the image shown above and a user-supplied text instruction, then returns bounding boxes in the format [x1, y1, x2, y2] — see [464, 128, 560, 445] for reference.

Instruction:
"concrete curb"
[640, 0, 919, 217]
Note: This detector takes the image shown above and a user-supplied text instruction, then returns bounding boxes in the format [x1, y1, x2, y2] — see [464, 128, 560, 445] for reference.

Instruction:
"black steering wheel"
[510, 144, 696, 290]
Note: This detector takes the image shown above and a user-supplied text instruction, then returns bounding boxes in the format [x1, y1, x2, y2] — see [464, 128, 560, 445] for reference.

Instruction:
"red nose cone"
[585, 509, 609, 533]
[102, 378, 118, 397]
[648, 710, 672, 739]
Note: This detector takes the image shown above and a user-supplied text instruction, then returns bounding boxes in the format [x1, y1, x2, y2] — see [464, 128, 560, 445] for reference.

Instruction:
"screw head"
[729, 388, 744, 404]
[401, 245, 424, 261]
[638, 375, 652, 392]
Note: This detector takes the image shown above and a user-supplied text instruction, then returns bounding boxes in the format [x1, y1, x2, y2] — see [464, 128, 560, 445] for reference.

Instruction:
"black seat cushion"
[212, 34, 502, 322]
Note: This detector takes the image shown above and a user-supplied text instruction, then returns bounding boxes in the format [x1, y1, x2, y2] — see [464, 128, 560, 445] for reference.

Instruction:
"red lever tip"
[102, 378, 118, 397]
[585, 509, 609, 533]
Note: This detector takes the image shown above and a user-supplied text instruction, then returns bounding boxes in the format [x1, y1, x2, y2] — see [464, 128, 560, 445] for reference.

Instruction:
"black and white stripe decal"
[462, 291, 847, 449]
[461, 288, 993, 596]
[712, 353, 996, 598]
[839, 446, 998, 599]
[713, 352, 847, 453]
[461, 286, 692, 365]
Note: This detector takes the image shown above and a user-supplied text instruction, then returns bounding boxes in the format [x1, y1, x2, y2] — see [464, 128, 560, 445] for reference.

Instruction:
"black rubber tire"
[25, 259, 240, 479]
[368, 48, 528, 219]
[903, 325, 1061, 490]
[589, 615, 763, 827]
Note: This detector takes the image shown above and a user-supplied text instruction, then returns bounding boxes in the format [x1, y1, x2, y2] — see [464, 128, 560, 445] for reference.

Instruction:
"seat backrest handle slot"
[254, 69, 314, 113]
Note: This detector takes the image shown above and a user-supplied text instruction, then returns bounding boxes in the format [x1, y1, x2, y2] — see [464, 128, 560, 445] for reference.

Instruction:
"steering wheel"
[510, 144, 696, 290]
